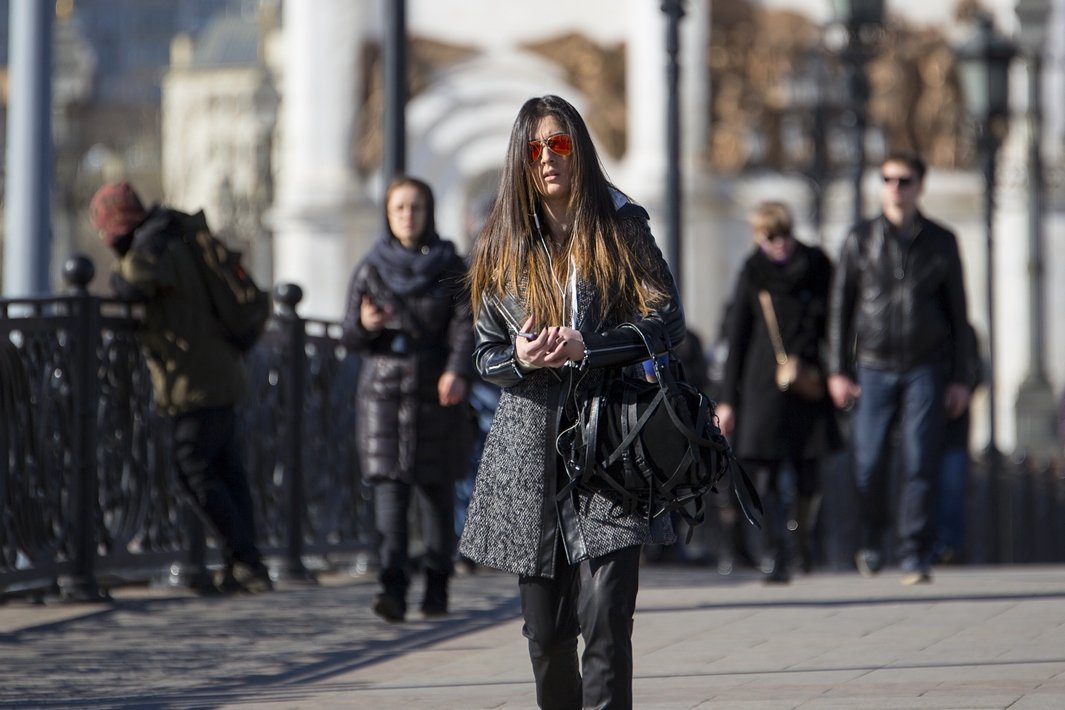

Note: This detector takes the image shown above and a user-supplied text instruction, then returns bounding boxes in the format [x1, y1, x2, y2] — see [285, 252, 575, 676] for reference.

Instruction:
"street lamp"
[829, 0, 884, 227]
[956, 12, 1016, 456]
[787, 48, 836, 243]
[1013, 0, 1059, 458]
[661, 0, 685, 293]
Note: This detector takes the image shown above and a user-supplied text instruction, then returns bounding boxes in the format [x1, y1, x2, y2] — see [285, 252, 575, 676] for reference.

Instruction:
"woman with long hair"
[459, 95, 684, 709]
[342, 176, 474, 622]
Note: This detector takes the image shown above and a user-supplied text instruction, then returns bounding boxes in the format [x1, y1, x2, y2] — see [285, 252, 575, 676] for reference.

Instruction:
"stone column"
[272, 0, 375, 320]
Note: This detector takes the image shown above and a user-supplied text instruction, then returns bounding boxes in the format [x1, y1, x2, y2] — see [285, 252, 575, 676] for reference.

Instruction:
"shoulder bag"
[757, 290, 825, 401]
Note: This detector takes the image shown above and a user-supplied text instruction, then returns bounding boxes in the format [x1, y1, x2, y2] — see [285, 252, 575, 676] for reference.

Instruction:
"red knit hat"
[89, 182, 147, 246]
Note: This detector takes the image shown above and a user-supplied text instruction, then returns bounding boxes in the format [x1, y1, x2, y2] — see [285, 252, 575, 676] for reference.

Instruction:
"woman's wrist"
[567, 340, 589, 370]
[515, 355, 537, 371]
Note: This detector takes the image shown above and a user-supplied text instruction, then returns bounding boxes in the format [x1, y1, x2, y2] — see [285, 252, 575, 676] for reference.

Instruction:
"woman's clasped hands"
[514, 315, 584, 369]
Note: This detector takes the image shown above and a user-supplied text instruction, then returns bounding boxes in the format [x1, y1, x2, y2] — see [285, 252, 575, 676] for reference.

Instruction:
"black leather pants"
[518, 543, 642, 710]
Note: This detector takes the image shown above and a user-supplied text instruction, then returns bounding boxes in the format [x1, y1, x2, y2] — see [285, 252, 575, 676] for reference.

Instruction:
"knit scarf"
[363, 233, 457, 296]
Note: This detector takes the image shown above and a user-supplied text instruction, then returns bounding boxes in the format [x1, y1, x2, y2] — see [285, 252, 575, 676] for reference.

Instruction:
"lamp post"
[789, 48, 835, 243]
[661, 0, 685, 292]
[383, 0, 407, 182]
[2, 0, 54, 296]
[1013, 0, 1059, 458]
[956, 12, 1016, 456]
[830, 0, 884, 227]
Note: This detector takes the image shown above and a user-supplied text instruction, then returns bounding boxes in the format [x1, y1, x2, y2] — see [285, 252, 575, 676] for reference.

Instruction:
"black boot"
[373, 568, 408, 622]
[421, 569, 449, 617]
[763, 487, 791, 585]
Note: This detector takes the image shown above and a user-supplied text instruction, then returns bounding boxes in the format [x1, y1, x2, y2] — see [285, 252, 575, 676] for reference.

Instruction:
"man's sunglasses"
[527, 134, 573, 162]
[763, 231, 791, 243]
[882, 174, 915, 187]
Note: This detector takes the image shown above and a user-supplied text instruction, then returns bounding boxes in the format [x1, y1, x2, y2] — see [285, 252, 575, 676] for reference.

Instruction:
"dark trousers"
[172, 406, 261, 567]
[744, 458, 820, 570]
[936, 445, 968, 557]
[852, 364, 945, 564]
[374, 479, 456, 584]
[519, 543, 642, 710]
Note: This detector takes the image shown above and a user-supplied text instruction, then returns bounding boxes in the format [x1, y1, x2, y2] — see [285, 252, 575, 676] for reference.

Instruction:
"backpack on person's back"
[177, 210, 270, 352]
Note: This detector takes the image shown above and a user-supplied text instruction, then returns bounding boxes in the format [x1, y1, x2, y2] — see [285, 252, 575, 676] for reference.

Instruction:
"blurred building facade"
[2, 0, 1064, 452]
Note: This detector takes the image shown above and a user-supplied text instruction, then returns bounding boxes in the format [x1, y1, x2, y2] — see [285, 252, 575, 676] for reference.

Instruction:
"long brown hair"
[468, 95, 669, 326]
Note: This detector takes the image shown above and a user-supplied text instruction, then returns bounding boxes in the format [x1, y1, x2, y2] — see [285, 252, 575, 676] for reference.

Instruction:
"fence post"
[1054, 462, 1065, 561]
[62, 256, 108, 601]
[983, 447, 1010, 564]
[274, 284, 315, 583]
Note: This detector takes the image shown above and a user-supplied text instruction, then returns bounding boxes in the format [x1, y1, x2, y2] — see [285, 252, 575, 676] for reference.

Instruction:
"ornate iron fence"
[2, 256, 1063, 598]
[0, 256, 372, 599]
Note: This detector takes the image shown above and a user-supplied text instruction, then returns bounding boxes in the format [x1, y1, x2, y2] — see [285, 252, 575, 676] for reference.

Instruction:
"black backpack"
[561, 323, 761, 538]
[178, 211, 270, 352]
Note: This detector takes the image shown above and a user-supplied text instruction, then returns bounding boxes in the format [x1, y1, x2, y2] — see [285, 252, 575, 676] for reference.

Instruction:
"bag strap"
[618, 323, 729, 453]
[757, 290, 790, 367]
[620, 321, 763, 527]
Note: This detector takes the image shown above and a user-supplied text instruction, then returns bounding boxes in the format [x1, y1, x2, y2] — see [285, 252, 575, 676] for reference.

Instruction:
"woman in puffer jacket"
[460, 95, 683, 710]
[342, 176, 474, 622]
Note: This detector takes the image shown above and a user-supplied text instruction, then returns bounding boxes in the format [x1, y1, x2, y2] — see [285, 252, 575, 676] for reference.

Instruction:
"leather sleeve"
[827, 226, 860, 376]
[472, 294, 528, 388]
[941, 233, 971, 386]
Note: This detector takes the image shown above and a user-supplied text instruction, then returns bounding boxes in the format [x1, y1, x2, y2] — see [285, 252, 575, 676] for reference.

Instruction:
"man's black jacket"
[828, 212, 972, 385]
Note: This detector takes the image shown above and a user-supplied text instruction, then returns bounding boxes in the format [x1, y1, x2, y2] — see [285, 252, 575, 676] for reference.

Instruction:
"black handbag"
[561, 323, 761, 534]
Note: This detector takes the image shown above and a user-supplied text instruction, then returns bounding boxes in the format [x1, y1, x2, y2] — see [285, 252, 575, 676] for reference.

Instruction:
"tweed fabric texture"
[459, 371, 671, 578]
[459, 270, 677, 578]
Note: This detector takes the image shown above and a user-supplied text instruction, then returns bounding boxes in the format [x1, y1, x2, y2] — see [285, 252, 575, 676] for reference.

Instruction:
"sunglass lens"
[528, 135, 573, 161]
[548, 134, 572, 156]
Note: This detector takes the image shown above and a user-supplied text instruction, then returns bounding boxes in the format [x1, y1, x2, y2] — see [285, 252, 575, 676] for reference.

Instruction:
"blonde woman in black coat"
[342, 176, 474, 622]
[717, 201, 840, 583]
[459, 95, 683, 709]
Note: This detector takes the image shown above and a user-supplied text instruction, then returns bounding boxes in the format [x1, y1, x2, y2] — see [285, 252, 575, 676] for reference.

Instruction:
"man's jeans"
[853, 364, 945, 565]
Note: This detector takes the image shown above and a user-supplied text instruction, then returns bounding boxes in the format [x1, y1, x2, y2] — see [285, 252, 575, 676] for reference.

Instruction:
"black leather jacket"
[828, 212, 970, 381]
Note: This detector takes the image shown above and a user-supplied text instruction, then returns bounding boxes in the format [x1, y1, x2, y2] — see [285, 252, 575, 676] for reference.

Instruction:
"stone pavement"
[2, 563, 1065, 709]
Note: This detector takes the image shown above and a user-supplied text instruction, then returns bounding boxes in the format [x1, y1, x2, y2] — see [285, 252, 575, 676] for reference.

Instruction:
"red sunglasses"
[527, 134, 573, 162]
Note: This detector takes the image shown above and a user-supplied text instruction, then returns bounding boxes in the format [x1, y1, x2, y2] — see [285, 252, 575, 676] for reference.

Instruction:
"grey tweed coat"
[458, 199, 685, 579]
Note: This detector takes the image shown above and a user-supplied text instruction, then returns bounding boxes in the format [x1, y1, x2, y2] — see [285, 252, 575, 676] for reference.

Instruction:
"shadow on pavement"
[0, 573, 522, 709]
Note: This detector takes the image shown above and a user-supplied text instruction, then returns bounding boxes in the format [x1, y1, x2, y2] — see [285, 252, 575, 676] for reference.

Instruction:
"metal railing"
[0, 256, 373, 599]
[2, 255, 1063, 598]
[816, 430, 1065, 570]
